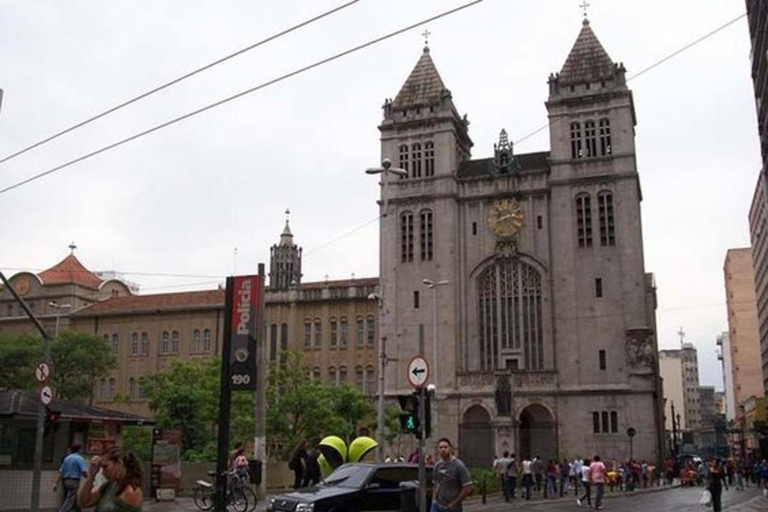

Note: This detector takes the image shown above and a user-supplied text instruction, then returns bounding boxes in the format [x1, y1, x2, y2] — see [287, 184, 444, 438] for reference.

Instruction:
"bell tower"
[269, 210, 302, 290]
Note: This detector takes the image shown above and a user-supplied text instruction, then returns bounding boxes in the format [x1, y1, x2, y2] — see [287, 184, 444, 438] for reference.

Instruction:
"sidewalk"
[144, 482, 680, 512]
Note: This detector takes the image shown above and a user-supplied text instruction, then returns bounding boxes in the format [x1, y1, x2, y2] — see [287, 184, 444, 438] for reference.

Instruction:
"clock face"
[487, 199, 524, 238]
[15, 276, 30, 296]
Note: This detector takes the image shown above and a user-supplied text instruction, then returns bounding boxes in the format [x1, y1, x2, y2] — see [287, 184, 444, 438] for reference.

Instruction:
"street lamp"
[365, 158, 408, 218]
[48, 301, 72, 337]
[422, 279, 448, 443]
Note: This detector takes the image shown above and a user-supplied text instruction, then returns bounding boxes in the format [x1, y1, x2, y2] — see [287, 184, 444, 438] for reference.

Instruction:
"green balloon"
[348, 436, 378, 463]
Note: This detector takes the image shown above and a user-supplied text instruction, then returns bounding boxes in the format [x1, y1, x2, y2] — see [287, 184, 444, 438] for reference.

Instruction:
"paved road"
[145, 486, 765, 512]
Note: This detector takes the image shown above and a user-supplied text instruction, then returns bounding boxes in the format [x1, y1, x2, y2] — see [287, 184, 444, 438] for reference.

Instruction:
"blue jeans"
[431, 502, 461, 512]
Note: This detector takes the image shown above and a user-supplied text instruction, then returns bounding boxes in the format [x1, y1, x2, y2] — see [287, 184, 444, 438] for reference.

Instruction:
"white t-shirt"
[522, 460, 532, 474]
[581, 465, 591, 483]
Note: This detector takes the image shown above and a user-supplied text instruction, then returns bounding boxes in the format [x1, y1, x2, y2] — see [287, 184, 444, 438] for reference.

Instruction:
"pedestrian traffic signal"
[397, 391, 431, 439]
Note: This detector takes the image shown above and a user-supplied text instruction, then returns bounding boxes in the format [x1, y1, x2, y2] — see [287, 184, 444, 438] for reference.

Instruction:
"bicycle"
[194, 470, 256, 512]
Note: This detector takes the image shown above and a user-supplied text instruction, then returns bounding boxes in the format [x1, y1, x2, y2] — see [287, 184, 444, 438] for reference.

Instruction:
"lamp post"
[421, 279, 449, 441]
[48, 301, 72, 337]
[366, 158, 407, 462]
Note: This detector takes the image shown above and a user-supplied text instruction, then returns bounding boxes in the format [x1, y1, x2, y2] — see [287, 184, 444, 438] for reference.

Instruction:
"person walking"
[289, 439, 308, 489]
[577, 458, 591, 508]
[77, 447, 143, 511]
[302, 444, 321, 487]
[54, 443, 88, 512]
[707, 459, 726, 512]
[506, 454, 518, 500]
[494, 451, 512, 501]
[522, 456, 533, 500]
[532, 456, 544, 493]
[589, 455, 607, 510]
[431, 438, 473, 512]
[559, 458, 570, 497]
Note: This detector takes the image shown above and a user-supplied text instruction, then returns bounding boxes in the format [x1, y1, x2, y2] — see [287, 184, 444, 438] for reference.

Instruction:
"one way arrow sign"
[407, 355, 429, 388]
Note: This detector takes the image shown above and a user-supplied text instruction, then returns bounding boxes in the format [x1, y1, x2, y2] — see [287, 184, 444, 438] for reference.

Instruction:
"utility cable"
[514, 12, 747, 146]
[0, 0, 361, 165]
[0, 0, 485, 196]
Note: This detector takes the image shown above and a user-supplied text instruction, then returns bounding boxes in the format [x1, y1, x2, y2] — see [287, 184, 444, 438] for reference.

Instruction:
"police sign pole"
[215, 270, 263, 512]
[408, 355, 429, 512]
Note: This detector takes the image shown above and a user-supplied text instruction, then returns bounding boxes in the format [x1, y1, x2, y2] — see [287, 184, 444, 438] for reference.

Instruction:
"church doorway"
[458, 405, 492, 469]
[518, 404, 557, 461]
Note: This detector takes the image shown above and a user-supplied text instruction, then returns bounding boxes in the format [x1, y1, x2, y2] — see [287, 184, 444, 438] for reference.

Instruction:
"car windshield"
[321, 464, 374, 489]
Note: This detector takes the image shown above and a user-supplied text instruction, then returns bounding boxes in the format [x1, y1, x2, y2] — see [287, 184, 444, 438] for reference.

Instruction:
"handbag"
[699, 489, 712, 508]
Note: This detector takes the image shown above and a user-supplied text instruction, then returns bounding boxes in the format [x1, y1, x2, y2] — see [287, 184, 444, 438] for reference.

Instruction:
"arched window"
[328, 367, 337, 387]
[570, 122, 583, 159]
[270, 324, 278, 362]
[304, 320, 312, 349]
[401, 211, 414, 262]
[356, 317, 364, 348]
[161, 331, 170, 354]
[129, 378, 136, 399]
[312, 367, 321, 382]
[598, 191, 615, 246]
[355, 366, 364, 391]
[584, 120, 597, 157]
[477, 260, 544, 371]
[141, 332, 149, 355]
[601, 411, 609, 433]
[575, 193, 593, 248]
[339, 366, 348, 387]
[339, 317, 348, 348]
[171, 331, 179, 353]
[330, 318, 338, 349]
[314, 319, 322, 348]
[399, 144, 409, 177]
[365, 366, 376, 396]
[193, 329, 201, 352]
[420, 209, 433, 261]
[108, 378, 116, 399]
[411, 143, 422, 178]
[111, 334, 119, 357]
[203, 329, 211, 351]
[424, 141, 435, 177]
[599, 118, 612, 155]
[100, 378, 107, 399]
[280, 323, 288, 367]
[366, 315, 376, 348]
[610, 411, 618, 433]
[131, 332, 139, 355]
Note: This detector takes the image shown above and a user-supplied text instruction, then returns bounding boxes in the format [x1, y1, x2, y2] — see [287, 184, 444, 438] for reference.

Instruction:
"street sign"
[39, 385, 53, 405]
[34, 362, 50, 383]
[407, 355, 429, 388]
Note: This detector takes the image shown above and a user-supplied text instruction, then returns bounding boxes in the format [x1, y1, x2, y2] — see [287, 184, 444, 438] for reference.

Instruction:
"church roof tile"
[392, 47, 448, 110]
[558, 19, 615, 84]
[38, 254, 103, 289]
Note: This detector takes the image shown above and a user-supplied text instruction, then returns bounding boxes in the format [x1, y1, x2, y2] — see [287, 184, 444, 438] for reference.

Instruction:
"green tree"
[0, 331, 114, 403]
[0, 333, 43, 391]
[50, 331, 116, 403]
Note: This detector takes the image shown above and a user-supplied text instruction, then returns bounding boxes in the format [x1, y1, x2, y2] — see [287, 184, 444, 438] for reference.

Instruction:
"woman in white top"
[577, 458, 592, 507]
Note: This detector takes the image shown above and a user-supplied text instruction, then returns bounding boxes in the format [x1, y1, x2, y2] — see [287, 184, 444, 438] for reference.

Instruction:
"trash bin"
[248, 459, 263, 485]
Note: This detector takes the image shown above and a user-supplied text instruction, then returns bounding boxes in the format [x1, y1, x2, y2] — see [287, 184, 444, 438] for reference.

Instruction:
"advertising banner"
[225, 274, 263, 391]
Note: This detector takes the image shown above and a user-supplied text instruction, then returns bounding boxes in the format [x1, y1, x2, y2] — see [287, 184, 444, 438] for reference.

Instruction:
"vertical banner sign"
[225, 274, 262, 391]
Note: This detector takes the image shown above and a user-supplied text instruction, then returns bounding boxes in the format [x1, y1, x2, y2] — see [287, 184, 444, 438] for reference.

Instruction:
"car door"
[360, 467, 415, 512]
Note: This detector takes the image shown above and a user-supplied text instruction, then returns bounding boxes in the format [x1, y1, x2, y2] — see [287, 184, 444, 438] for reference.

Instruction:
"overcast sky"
[0, 1, 760, 391]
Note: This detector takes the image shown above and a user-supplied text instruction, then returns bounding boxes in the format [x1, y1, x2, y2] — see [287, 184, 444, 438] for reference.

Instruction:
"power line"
[0, 0, 361, 166]
[0, 0, 485, 196]
[514, 12, 747, 147]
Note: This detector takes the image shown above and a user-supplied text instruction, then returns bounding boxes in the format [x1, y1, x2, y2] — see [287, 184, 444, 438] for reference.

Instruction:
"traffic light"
[397, 391, 432, 439]
[44, 406, 61, 434]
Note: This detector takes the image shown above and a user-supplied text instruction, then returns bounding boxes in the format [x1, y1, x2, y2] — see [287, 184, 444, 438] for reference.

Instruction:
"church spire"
[557, 18, 616, 85]
[269, 209, 302, 290]
[391, 46, 450, 111]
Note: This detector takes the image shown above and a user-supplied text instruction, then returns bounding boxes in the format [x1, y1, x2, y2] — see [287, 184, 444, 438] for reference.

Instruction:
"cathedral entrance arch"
[459, 405, 492, 469]
[518, 404, 556, 461]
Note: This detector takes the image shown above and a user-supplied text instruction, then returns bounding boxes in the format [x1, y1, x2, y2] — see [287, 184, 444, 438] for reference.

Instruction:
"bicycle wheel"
[242, 486, 258, 512]
[227, 488, 248, 512]
[193, 486, 215, 511]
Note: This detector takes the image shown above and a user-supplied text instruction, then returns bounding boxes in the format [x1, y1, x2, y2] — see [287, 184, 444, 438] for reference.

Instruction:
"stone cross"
[422, 29, 431, 46]
[580, 0, 590, 17]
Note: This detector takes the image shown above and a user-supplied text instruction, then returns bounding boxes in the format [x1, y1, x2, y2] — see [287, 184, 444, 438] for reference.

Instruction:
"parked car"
[267, 463, 432, 512]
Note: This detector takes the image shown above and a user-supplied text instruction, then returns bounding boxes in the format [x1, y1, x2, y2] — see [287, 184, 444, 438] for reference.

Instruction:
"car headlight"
[267, 498, 276, 511]
[296, 503, 315, 512]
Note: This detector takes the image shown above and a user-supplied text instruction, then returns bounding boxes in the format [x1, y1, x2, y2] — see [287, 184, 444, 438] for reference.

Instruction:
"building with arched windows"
[375, 18, 662, 466]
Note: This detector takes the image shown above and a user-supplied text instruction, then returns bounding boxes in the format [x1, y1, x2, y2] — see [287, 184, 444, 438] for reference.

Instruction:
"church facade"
[376, 20, 663, 466]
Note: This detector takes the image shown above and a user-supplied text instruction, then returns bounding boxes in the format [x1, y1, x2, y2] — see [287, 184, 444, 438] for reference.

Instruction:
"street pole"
[417, 386, 426, 512]
[366, 158, 407, 462]
[1, 272, 51, 512]
[254, 264, 267, 499]
[422, 279, 448, 443]
[377, 335, 387, 462]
